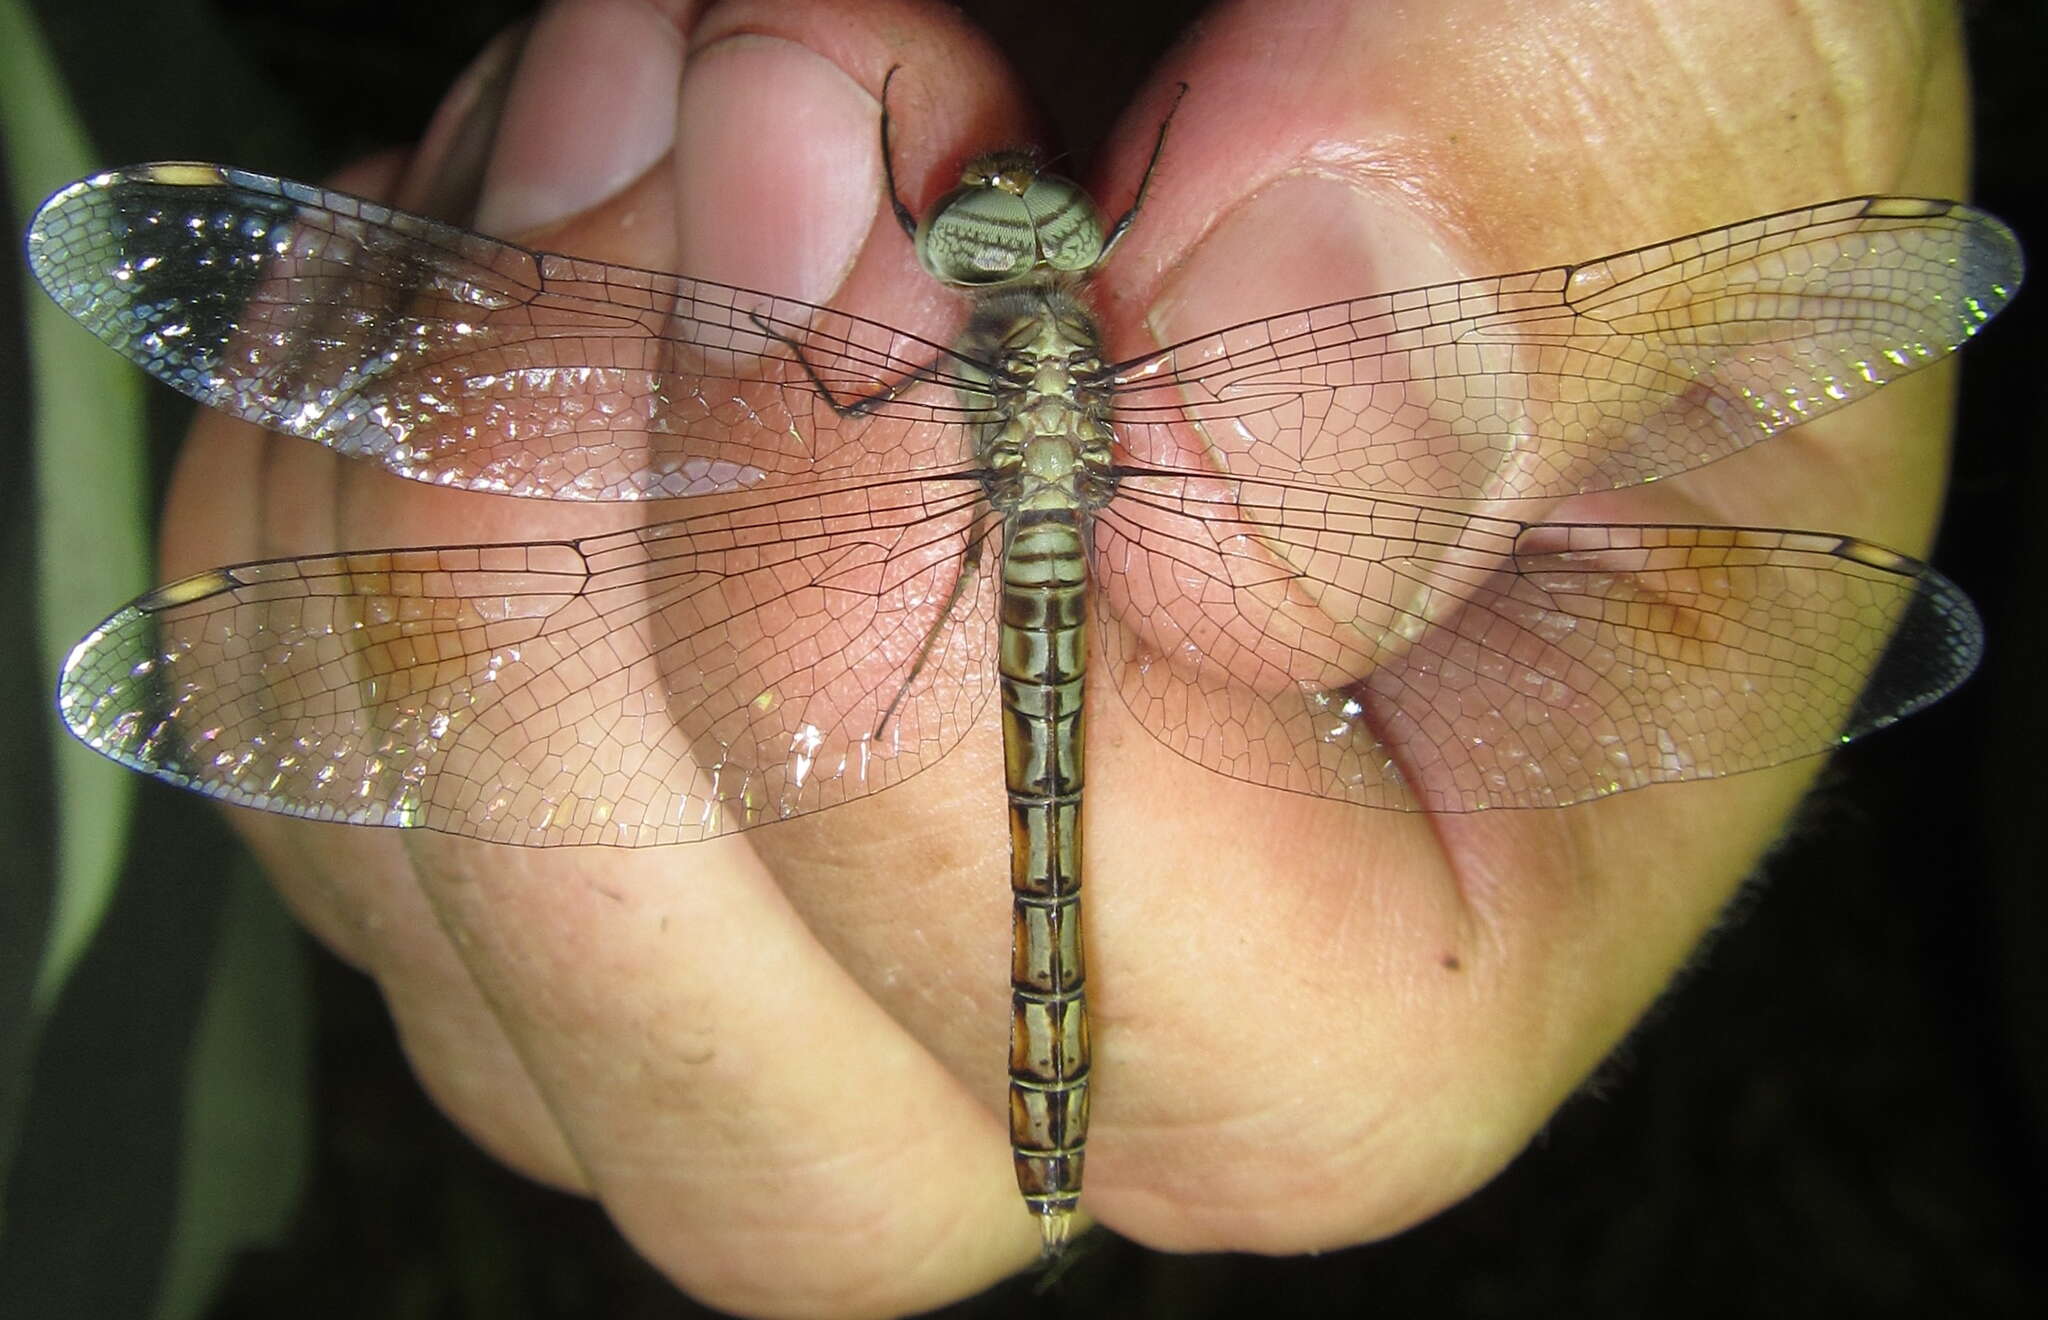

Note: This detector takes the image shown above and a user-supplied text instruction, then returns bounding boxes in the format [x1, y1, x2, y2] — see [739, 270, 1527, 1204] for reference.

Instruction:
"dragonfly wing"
[59, 480, 998, 845]
[1093, 475, 1980, 812]
[27, 163, 988, 501]
[1113, 197, 2022, 501]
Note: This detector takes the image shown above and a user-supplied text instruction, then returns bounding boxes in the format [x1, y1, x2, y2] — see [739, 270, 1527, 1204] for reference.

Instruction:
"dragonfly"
[27, 76, 2020, 1250]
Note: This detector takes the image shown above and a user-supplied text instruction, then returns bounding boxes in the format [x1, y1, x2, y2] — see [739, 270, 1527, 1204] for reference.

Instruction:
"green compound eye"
[916, 159, 1105, 286]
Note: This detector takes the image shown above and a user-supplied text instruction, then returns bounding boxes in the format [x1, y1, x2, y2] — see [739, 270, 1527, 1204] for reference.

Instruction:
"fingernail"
[673, 35, 880, 303]
[1147, 174, 1457, 356]
[1146, 177, 1480, 644]
[404, 22, 527, 223]
[473, 0, 684, 236]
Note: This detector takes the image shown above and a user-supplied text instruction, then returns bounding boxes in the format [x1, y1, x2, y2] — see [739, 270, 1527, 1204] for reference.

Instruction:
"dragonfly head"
[914, 150, 1106, 287]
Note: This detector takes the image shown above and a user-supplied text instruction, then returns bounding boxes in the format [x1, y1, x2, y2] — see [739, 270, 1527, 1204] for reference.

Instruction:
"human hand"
[153, 0, 1970, 1314]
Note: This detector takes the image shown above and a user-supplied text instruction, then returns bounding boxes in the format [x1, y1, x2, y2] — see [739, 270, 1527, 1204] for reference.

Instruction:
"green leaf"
[0, 0, 148, 1017]
[153, 863, 312, 1320]
[0, 0, 150, 1234]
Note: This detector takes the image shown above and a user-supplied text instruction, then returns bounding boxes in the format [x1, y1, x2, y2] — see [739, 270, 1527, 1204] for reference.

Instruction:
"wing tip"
[56, 601, 153, 755]
[1864, 195, 2026, 320]
[56, 569, 246, 749]
[1841, 554, 1984, 740]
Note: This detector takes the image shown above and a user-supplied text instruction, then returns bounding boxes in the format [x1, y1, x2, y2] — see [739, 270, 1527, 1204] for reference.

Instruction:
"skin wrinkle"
[421, 800, 892, 1206]
[1207, 1018, 1484, 1253]
[752, 729, 1012, 1097]
[1533, 25, 1621, 179]
[1274, 823, 1449, 995]
[1453, 810, 1595, 961]
[1787, 3, 1856, 178]
[411, 852, 591, 1076]
[388, 979, 590, 1183]
[1638, 0, 1748, 197]
[1373, 12, 1628, 258]
[1096, 1063, 1374, 1252]
[382, 909, 594, 1192]
[1561, 11, 1749, 233]
[1808, 1, 1940, 185]
[1132, 835, 1495, 1244]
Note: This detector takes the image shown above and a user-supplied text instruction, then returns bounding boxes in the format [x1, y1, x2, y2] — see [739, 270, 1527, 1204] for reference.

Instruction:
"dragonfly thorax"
[970, 286, 1118, 514]
[915, 151, 1106, 286]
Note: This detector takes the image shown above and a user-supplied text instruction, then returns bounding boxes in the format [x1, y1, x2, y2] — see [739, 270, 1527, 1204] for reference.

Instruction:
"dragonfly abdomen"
[998, 508, 1091, 1246]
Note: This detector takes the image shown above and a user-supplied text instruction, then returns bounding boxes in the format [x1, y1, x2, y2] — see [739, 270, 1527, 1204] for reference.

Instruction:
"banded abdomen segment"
[999, 508, 1091, 1246]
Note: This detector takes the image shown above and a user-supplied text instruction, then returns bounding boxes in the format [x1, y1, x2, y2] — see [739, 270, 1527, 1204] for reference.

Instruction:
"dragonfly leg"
[873, 517, 994, 739]
[1095, 81, 1189, 264]
[746, 310, 965, 418]
[879, 65, 918, 242]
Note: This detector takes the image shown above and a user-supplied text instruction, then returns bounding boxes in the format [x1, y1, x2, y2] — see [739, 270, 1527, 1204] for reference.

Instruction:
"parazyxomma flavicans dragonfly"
[26, 75, 2020, 1248]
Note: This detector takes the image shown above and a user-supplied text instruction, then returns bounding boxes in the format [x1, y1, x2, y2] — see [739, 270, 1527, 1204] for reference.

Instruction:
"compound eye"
[1018, 176, 1105, 273]
[913, 155, 1108, 286]
[916, 183, 1037, 286]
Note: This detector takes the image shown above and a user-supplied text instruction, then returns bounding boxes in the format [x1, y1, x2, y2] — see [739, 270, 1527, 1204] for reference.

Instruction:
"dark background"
[2, 1, 2042, 1316]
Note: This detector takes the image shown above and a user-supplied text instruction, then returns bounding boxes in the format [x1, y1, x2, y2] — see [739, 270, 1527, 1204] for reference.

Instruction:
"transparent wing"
[27, 163, 993, 501]
[1112, 197, 2022, 501]
[58, 480, 998, 846]
[1094, 474, 1981, 813]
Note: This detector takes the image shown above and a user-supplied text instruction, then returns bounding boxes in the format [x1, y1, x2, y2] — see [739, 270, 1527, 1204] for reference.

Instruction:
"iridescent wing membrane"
[1094, 196, 2020, 809]
[1093, 482, 1984, 811]
[32, 167, 2021, 836]
[1110, 196, 2017, 499]
[57, 480, 995, 846]
[28, 163, 990, 498]
[33, 164, 1001, 844]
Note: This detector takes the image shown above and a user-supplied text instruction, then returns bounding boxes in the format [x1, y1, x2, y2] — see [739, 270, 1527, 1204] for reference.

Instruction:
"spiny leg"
[880, 65, 918, 242]
[1097, 81, 1188, 263]
[874, 514, 994, 739]
[747, 310, 963, 419]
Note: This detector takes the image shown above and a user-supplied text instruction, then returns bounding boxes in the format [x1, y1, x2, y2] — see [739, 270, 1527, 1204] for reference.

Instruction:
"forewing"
[1094, 475, 1980, 812]
[1113, 197, 2021, 500]
[59, 481, 998, 846]
[27, 163, 991, 500]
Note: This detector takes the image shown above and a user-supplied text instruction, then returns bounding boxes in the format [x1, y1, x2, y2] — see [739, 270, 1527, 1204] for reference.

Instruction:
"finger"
[471, 0, 685, 240]
[357, 2, 1067, 1312]
[1120, 0, 1968, 549]
[1074, 0, 1970, 1253]
[153, 140, 600, 1192]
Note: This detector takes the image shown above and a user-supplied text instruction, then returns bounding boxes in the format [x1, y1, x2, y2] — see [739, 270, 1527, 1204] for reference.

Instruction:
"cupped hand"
[157, 0, 1970, 1314]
